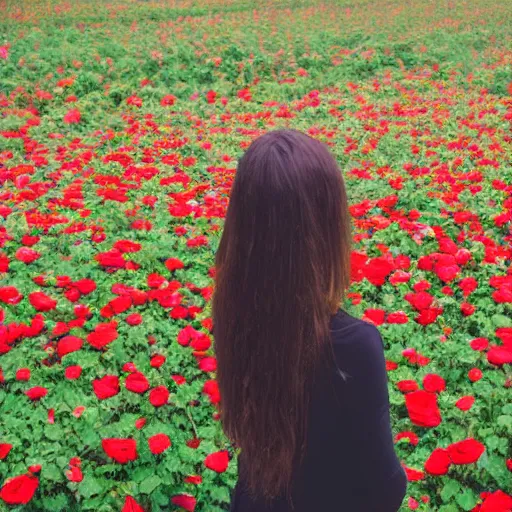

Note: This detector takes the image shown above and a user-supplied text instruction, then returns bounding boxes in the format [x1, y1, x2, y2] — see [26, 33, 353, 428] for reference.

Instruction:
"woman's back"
[213, 130, 406, 512]
[231, 310, 407, 512]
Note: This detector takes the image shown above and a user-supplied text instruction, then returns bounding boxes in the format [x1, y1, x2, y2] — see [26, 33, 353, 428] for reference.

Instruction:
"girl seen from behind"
[213, 130, 407, 512]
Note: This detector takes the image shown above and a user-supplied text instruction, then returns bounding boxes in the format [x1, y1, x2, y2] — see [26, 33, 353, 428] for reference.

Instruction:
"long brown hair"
[213, 129, 351, 501]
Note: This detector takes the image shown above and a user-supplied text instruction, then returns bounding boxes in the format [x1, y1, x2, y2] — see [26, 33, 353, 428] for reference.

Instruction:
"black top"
[230, 310, 407, 512]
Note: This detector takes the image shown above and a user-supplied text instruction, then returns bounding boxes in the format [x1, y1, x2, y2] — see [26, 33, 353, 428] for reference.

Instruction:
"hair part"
[213, 129, 351, 502]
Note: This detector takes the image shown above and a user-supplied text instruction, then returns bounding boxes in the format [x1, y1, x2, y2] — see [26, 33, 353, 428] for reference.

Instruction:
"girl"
[213, 130, 407, 512]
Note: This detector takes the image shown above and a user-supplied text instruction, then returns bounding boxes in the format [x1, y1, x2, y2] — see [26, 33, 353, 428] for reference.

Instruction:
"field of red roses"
[0, 0, 511, 510]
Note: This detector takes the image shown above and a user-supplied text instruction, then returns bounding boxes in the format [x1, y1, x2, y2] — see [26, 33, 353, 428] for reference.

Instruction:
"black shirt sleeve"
[331, 321, 407, 512]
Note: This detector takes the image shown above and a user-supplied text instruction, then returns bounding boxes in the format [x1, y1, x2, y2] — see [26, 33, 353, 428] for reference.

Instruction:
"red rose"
[57, 336, 83, 357]
[16, 368, 31, 381]
[93, 375, 120, 400]
[15, 247, 40, 264]
[126, 313, 142, 326]
[0, 254, 9, 273]
[123, 362, 137, 373]
[65, 366, 82, 380]
[405, 291, 433, 311]
[396, 380, 419, 393]
[147, 273, 166, 288]
[455, 248, 471, 265]
[150, 354, 166, 368]
[470, 338, 489, 351]
[433, 262, 460, 282]
[177, 326, 198, 346]
[394, 432, 418, 446]
[403, 465, 425, 481]
[405, 390, 441, 428]
[487, 346, 512, 366]
[203, 379, 220, 404]
[148, 433, 171, 455]
[204, 450, 229, 473]
[481, 491, 512, 512]
[113, 240, 142, 253]
[459, 276, 478, 295]
[364, 256, 394, 286]
[25, 387, 47, 401]
[422, 373, 446, 393]
[0, 474, 39, 505]
[362, 309, 386, 325]
[102, 438, 137, 464]
[386, 311, 408, 324]
[130, 290, 148, 306]
[65, 466, 83, 482]
[186, 438, 201, 449]
[135, 418, 146, 429]
[29, 292, 57, 312]
[67, 292, 83, 305]
[160, 94, 177, 107]
[417, 256, 433, 271]
[165, 258, 185, 272]
[172, 375, 186, 385]
[455, 396, 475, 411]
[198, 357, 217, 372]
[386, 361, 398, 371]
[468, 368, 483, 382]
[63, 108, 81, 124]
[424, 448, 451, 475]
[170, 305, 189, 319]
[496, 327, 512, 347]
[149, 386, 169, 407]
[122, 496, 144, 512]
[74, 279, 97, 295]
[184, 475, 202, 485]
[87, 322, 118, 350]
[190, 333, 211, 351]
[447, 438, 485, 464]
[415, 307, 443, 326]
[125, 372, 150, 394]
[460, 302, 476, 316]
[109, 295, 132, 315]
[171, 494, 196, 511]
[0, 443, 12, 460]
[0, 286, 23, 305]
[408, 497, 419, 510]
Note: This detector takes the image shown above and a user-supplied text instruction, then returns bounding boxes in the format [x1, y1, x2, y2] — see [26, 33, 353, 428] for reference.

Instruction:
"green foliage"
[0, 0, 511, 511]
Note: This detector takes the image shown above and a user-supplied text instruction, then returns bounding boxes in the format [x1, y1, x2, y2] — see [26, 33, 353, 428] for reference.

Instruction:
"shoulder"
[330, 310, 383, 348]
[329, 310, 386, 377]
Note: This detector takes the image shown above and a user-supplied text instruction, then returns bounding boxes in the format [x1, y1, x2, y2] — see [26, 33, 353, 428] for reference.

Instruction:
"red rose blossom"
[122, 496, 144, 512]
[171, 494, 196, 511]
[204, 450, 229, 473]
[102, 438, 137, 464]
[447, 438, 485, 464]
[405, 390, 441, 428]
[0, 474, 39, 505]
[148, 433, 171, 455]
[455, 396, 475, 411]
[424, 448, 452, 475]
[93, 375, 120, 400]
[149, 386, 169, 407]
[125, 372, 150, 394]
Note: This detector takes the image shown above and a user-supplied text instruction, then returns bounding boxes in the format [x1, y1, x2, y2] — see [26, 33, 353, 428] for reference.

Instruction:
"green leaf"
[78, 477, 104, 499]
[441, 479, 461, 502]
[438, 505, 460, 512]
[491, 314, 512, 328]
[497, 415, 512, 429]
[42, 493, 69, 511]
[43, 463, 63, 482]
[456, 489, 478, 511]
[139, 475, 162, 494]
